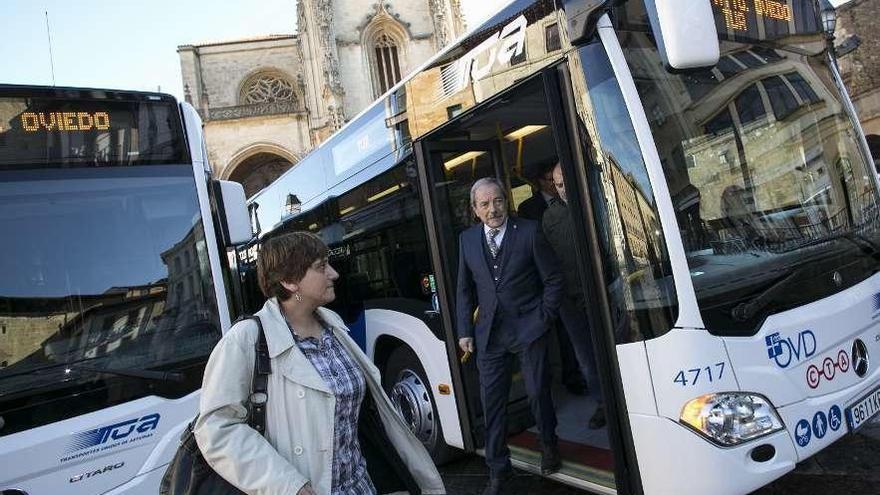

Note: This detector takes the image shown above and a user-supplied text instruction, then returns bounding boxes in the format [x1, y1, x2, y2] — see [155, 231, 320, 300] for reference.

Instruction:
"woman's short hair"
[257, 231, 328, 301]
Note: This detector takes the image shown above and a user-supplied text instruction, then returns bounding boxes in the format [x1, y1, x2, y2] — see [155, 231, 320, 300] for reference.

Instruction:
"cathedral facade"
[178, 0, 465, 196]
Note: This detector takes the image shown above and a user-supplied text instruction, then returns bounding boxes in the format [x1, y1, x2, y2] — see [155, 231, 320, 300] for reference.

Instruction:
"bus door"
[415, 72, 620, 491]
[416, 137, 519, 451]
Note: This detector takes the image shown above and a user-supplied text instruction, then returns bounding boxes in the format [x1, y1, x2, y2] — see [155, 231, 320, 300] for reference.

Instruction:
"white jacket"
[194, 298, 446, 495]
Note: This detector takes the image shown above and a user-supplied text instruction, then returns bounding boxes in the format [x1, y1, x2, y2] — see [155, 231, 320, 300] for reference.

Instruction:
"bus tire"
[382, 345, 457, 465]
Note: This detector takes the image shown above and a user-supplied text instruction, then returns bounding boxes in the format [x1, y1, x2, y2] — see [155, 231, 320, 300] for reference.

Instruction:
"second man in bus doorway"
[542, 163, 606, 429]
[456, 177, 565, 495]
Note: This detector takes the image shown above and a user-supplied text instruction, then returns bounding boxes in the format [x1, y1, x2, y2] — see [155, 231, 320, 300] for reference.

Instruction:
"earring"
[294, 292, 303, 302]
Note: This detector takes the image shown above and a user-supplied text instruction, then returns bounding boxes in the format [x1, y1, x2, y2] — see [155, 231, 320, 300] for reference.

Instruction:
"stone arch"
[361, 7, 410, 98]
[224, 142, 301, 198]
[237, 68, 302, 108]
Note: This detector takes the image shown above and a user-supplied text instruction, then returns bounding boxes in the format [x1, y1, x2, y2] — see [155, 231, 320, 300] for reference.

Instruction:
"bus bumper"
[629, 413, 796, 495]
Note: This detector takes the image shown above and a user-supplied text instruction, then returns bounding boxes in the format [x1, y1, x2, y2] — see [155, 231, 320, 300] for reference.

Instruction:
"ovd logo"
[766, 330, 817, 368]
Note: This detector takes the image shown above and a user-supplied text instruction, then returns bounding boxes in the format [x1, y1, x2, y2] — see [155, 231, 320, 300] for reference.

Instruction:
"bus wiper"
[69, 364, 185, 382]
[0, 358, 184, 383]
[730, 232, 878, 322]
[731, 268, 801, 322]
[842, 231, 880, 260]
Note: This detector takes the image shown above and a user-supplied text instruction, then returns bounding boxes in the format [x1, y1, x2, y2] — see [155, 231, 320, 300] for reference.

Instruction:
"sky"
[0, 0, 854, 100]
[0, 0, 510, 101]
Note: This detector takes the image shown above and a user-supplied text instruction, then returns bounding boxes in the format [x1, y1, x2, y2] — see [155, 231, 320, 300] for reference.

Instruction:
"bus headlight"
[680, 393, 783, 446]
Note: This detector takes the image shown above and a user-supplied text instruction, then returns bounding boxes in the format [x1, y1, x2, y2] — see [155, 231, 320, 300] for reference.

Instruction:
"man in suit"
[456, 177, 564, 495]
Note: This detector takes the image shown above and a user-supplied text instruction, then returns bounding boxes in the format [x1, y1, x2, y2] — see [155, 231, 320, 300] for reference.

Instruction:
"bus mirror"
[644, 0, 720, 69]
[561, 0, 609, 46]
[217, 180, 252, 246]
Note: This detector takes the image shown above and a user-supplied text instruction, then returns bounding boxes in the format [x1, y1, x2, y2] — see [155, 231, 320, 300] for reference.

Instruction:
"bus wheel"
[383, 346, 456, 465]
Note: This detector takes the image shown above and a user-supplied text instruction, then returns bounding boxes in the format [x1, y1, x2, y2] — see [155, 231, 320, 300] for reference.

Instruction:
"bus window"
[567, 40, 678, 343]
[617, 26, 880, 336]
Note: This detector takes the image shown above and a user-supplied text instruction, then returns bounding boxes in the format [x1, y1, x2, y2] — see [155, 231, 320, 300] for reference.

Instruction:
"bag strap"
[240, 315, 271, 435]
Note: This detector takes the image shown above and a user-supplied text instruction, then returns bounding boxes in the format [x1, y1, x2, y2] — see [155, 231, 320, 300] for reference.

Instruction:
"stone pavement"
[439, 422, 880, 494]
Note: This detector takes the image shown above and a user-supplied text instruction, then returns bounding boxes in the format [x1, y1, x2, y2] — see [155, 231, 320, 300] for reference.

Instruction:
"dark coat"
[455, 217, 564, 353]
[517, 192, 549, 221]
[542, 199, 584, 301]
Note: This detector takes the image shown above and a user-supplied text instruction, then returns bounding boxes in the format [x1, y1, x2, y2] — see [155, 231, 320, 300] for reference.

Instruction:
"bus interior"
[421, 73, 616, 486]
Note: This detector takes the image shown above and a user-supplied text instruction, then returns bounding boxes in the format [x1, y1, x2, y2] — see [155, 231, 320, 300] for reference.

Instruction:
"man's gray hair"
[470, 177, 506, 206]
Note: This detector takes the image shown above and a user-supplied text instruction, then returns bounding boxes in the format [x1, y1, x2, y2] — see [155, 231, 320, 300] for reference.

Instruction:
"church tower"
[178, 1, 465, 196]
[297, 0, 465, 140]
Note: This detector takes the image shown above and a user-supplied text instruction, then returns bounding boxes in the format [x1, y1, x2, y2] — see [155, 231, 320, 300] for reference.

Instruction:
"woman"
[195, 231, 445, 495]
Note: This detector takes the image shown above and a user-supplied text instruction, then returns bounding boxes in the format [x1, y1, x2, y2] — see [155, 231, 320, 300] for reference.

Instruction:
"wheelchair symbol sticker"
[828, 405, 842, 432]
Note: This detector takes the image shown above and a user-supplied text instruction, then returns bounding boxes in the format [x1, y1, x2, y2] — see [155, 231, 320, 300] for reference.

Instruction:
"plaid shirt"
[291, 323, 376, 495]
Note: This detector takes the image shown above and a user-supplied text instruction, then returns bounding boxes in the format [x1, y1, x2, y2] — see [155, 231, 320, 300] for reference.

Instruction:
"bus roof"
[0, 84, 178, 104]
[248, 0, 581, 232]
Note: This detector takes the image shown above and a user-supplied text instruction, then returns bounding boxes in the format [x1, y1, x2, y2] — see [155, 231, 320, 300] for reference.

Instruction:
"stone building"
[178, 0, 466, 197]
[836, 0, 880, 144]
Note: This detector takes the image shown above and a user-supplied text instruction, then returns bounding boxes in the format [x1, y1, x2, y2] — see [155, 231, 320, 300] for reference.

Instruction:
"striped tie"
[488, 228, 500, 259]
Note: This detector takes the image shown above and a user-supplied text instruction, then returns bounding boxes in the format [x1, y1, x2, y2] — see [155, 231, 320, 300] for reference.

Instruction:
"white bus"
[232, 0, 880, 494]
[0, 85, 251, 495]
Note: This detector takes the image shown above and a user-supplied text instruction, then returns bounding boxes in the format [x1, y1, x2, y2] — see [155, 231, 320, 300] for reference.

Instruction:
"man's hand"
[297, 483, 317, 495]
[459, 337, 475, 354]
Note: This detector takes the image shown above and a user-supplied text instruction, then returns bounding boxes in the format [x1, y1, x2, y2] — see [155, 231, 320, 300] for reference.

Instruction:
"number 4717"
[674, 362, 725, 387]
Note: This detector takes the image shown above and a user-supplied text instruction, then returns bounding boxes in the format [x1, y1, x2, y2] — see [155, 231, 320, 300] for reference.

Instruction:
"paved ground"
[439, 422, 880, 494]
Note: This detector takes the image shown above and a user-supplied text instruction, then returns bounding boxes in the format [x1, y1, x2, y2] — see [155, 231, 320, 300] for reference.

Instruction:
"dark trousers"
[557, 296, 600, 394]
[477, 313, 558, 477]
[555, 323, 584, 386]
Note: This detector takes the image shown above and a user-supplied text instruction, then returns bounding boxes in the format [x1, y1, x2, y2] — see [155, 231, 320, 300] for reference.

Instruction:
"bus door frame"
[414, 138, 503, 452]
[547, 60, 646, 495]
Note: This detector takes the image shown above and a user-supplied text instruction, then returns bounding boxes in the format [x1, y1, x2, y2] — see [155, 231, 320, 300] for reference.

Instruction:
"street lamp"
[819, 0, 837, 58]
[284, 193, 301, 217]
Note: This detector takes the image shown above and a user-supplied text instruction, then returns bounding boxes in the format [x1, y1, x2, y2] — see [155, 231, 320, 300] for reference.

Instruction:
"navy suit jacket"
[455, 217, 564, 353]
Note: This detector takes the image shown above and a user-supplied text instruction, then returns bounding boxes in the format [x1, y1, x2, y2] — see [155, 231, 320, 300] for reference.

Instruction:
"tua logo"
[765, 330, 817, 368]
[441, 15, 527, 97]
[67, 413, 160, 453]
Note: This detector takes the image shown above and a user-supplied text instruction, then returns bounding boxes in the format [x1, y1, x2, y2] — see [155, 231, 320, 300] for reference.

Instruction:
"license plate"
[845, 385, 880, 431]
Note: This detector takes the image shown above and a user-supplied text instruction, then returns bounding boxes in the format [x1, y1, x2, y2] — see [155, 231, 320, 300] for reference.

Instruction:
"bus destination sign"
[20, 111, 111, 132]
[711, 0, 821, 42]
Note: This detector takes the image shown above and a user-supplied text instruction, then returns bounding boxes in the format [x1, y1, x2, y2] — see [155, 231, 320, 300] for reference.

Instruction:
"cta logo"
[806, 350, 850, 388]
[66, 413, 160, 453]
[766, 330, 817, 368]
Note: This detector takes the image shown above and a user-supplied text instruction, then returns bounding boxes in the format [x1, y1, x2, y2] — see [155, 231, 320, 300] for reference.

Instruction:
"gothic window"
[545, 23, 561, 52]
[374, 33, 402, 95]
[242, 74, 296, 104]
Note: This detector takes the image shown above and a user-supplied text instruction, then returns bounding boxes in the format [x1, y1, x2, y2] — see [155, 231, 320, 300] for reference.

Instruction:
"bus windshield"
[0, 166, 220, 436]
[618, 25, 880, 336]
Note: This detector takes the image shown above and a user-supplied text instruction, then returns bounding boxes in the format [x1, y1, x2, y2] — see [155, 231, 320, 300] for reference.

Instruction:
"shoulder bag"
[159, 315, 271, 495]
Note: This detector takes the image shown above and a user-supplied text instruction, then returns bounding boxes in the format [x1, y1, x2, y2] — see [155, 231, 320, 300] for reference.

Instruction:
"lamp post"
[284, 193, 301, 217]
[820, 2, 838, 57]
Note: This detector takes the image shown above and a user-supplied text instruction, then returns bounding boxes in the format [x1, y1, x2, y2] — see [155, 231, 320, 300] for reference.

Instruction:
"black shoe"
[481, 472, 512, 495]
[540, 442, 562, 475]
[589, 406, 606, 429]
